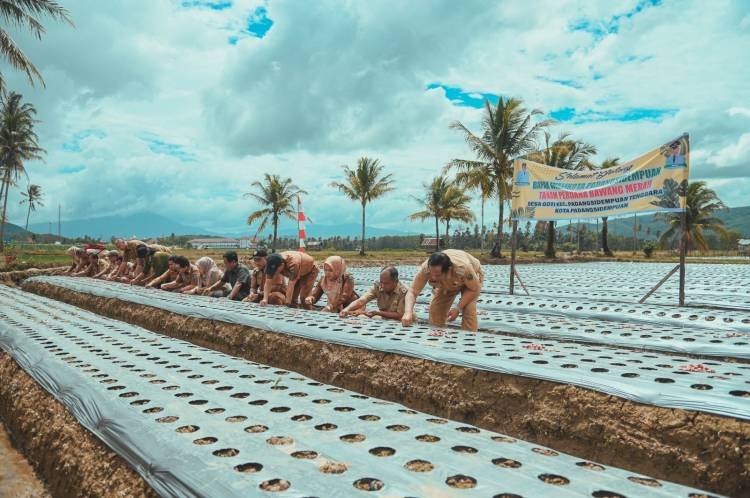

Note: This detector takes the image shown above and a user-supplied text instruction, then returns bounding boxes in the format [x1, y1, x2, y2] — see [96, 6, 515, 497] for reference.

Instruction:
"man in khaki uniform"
[74, 250, 108, 277]
[113, 238, 145, 278]
[340, 266, 407, 321]
[162, 256, 199, 292]
[402, 249, 483, 331]
[261, 251, 318, 309]
[146, 255, 180, 289]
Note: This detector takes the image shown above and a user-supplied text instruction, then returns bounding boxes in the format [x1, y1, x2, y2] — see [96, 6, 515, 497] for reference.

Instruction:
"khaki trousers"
[428, 281, 482, 332]
[291, 265, 319, 309]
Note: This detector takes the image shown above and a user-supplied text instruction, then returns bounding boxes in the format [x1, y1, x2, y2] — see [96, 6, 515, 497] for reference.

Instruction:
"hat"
[252, 248, 268, 259]
[136, 244, 149, 258]
[85, 248, 100, 256]
[264, 253, 283, 276]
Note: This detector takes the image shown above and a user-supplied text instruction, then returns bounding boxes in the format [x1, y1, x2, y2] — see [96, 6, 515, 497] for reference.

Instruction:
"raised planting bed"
[0, 285, 728, 498]
[21, 278, 750, 496]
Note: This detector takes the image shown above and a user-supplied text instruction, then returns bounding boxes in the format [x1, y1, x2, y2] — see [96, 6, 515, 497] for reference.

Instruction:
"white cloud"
[1, 0, 749, 237]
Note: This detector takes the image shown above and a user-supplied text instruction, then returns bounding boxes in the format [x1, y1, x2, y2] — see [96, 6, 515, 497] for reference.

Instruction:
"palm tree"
[244, 174, 306, 252]
[0, 1, 73, 90]
[658, 181, 727, 253]
[0, 92, 44, 250]
[19, 183, 43, 230]
[441, 183, 475, 247]
[526, 131, 597, 258]
[449, 162, 495, 248]
[597, 157, 620, 256]
[448, 97, 551, 257]
[330, 157, 394, 256]
[409, 176, 450, 252]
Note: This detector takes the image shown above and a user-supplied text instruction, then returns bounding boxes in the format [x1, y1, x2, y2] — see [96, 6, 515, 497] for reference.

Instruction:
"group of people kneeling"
[66, 239, 484, 331]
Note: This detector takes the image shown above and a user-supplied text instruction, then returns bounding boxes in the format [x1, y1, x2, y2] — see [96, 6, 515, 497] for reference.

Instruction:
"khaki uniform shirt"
[410, 249, 483, 296]
[176, 264, 201, 287]
[361, 281, 408, 314]
[250, 267, 266, 293]
[148, 244, 171, 253]
[123, 240, 145, 263]
[280, 251, 316, 280]
[86, 258, 108, 277]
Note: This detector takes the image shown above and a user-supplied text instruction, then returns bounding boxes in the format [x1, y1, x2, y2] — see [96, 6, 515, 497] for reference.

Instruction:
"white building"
[739, 239, 750, 255]
[188, 238, 241, 250]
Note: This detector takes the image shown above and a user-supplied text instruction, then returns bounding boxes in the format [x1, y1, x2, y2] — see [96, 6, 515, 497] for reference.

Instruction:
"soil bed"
[0, 353, 158, 498]
[0, 420, 49, 498]
[22, 280, 750, 497]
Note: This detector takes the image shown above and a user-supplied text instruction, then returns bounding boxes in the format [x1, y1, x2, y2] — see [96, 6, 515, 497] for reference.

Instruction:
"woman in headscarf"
[305, 255, 357, 312]
[65, 246, 83, 274]
[183, 256, 227, 295]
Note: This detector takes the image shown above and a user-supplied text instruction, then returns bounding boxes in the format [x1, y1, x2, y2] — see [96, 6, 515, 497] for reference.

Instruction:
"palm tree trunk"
[545, 221, 555, 258]
[272, 214, 278, 252]
[25, 204, 31, 230]
[0, 170, 11, 252]
[602, 217, 612, 256]
[480, 197, 485, 250]
[446, 219, 451, 248]
[434, 215, 440, 252]
[497, 200, 504, 257]
[360, 201, 366, 256]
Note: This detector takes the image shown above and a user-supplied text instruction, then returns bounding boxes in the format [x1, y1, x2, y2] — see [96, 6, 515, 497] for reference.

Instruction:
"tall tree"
[448, 97, 550, 257]
[330, 157, 394, 256]
[0, 0, 73, 90]
[526, 131, 597, 258]
[449, 161, 495, 248]
[408, 176, 450, 252]
[441, 183, 475, 247]
[658, 181, 727, 253]
[244, 174, 306, 252]
[597, 157, 620, 256]
[0, 92, 44, 250]
[19, 182, 42, 230]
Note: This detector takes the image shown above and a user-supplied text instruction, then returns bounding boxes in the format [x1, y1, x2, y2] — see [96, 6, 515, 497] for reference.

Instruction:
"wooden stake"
[639, 264, 680, 304]
[509, 220, 517, 295]
[514, 266, 530, 296]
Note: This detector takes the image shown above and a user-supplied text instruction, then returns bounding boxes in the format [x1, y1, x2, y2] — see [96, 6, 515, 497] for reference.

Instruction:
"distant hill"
[26, 212, 417, 240]
[1, 221, 33, 241]
[28, 212, 219, 240]
[581, 205, 750, 238]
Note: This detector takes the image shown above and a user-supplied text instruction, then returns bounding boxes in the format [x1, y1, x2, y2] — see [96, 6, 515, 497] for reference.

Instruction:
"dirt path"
[0, 421, 49, 498]
[23, 280, 749, 497]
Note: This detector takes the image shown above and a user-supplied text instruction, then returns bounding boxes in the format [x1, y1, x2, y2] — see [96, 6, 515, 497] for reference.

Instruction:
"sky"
[2, 0, 749, 236]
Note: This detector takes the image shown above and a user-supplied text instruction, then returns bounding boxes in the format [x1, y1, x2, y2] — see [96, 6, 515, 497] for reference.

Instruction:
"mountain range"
[24, 211, 416, 239]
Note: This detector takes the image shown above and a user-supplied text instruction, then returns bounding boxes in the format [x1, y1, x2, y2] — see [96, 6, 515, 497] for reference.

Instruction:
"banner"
[510, 134, 689, 221]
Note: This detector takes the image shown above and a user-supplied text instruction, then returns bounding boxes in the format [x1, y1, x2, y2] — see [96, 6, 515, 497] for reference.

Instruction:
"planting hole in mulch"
[314, 423, 337, 431]
[249, 399, 268, 405]
[353, 478, 384, 491]
[143, 407, 163, 414]
[340, 433, 366, 443]
[452, 445, 478, 454]
[492, 457, 522, 468]
[291, 450, 318, 459]
[259, 479, 290, 492]
[156, 415, 179, 423]
[291, 414, 312, 421]
[426, 418, 448, 424]
[176, 425, 199, 433]
[456, 426, 480, 433]
[592, 492, 627, 498]
[538, 473, 569, 485]
[193, 437, 217, 445]
[270, 406, 290, 413]
[318, 460, 348, 474]
[266, 436, 293, 446]
[729, 390, 750, 397]
[491, 436, 516, 443]
[386, 424, 409, 431]
[687, 494, 721, 498]
[225, 415, 247, 423]
[576, 461, 605, 471]
[212, 448, 239, 457]
[415, 434, 440, 442]
[368, 447, 395, 457]
[628, 476, 661, 487]
[205, 408, 225, 414]
[358, 414, 380, 421]
[404, 459, 434, 472]
[334, 406, 354, 412]
[446, 474, 477, 489]
[492, 494, 523, 498]
[532, 448, 558, 456]
[130, 399, 149, 406]
[234, 462, 263, 473]
[245, 425, 268, 433]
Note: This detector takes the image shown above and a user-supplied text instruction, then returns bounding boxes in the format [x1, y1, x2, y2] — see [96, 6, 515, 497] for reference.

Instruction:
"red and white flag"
[297, 195, 308, 252]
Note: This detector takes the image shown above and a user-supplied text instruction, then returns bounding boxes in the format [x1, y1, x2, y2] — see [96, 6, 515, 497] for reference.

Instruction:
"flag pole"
[509, 219, 517, 295]
[678, 132, 689, 306]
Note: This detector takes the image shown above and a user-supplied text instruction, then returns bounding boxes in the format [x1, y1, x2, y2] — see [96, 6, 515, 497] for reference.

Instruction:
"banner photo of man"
[510, 134, 689, 221]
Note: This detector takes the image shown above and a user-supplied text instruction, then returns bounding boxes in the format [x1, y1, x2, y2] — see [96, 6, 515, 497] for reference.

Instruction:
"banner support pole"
[509, 219, 517, 295]
[678, 131, 689, 307]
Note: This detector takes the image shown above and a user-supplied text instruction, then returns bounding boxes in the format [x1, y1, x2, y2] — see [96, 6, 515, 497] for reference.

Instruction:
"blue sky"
[3, 0, 750, 236]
